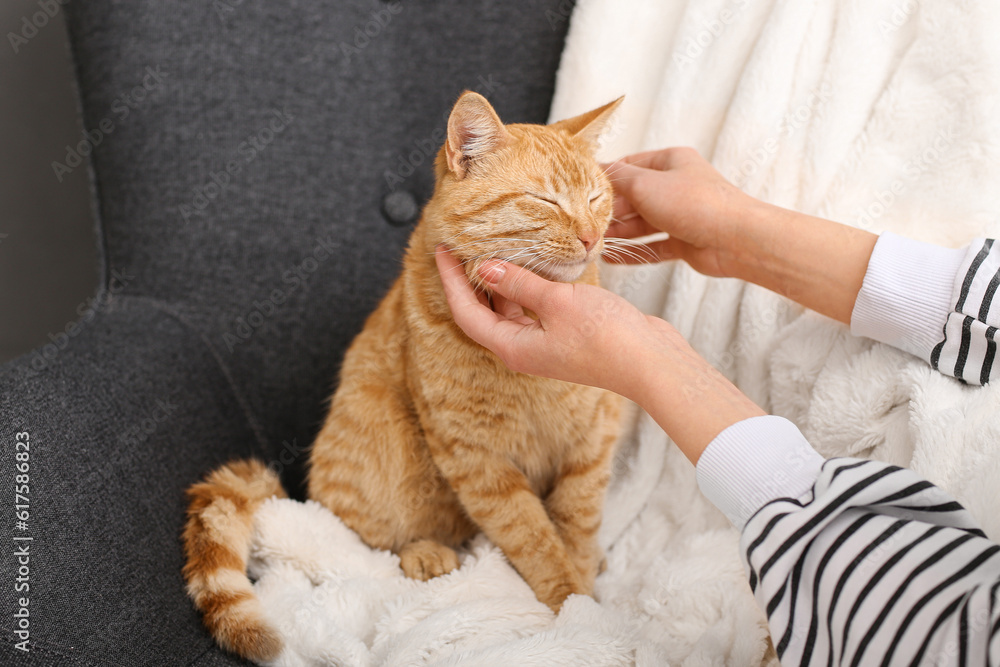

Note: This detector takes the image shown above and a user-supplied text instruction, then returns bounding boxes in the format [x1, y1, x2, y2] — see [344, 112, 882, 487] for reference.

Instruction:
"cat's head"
[429, 91, 623, 284]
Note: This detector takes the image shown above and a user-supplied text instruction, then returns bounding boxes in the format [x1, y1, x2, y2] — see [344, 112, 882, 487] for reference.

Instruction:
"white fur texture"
[246, 1, 1000, 663]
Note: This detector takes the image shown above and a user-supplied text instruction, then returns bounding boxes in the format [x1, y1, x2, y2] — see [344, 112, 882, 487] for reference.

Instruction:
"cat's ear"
[446, 91, 510, 179]
[550, 96, 624, 151]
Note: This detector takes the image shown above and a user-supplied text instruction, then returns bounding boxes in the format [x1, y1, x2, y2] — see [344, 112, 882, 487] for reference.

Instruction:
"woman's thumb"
[606, 159, 647, 198]
[479, 260, 555, 313]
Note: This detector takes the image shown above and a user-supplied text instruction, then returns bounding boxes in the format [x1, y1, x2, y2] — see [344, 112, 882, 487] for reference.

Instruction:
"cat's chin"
[530, 260, 590, 283]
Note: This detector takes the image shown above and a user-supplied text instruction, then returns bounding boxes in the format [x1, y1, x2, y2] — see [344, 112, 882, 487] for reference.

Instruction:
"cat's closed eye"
[527, 193, 560, 207]
[528, 192, 605, 209]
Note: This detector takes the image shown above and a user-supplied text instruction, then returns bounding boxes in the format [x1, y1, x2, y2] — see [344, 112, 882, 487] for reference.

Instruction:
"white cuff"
[696, 416, 824, 531]
[850, 232, 966, 361]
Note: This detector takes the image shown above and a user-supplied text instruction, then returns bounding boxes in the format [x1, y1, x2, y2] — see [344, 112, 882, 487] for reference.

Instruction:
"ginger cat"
[182, 91, 624, 662]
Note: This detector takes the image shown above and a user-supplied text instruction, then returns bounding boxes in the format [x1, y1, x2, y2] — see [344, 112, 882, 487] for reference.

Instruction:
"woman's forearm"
[723, 201, 878, 324]
[622, 318, 766, 465]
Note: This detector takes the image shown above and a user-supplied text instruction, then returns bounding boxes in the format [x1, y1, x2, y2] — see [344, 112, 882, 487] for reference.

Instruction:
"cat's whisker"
[457, 246, 552, 290]
[502, 246, 552, 266]
[463, 243, 550, 266]
[443, 233, 547, 248]
[433, 237, 549, 258]
[446, 236, 544, 251]
[602, 237, 660, 264]
[602, 160, 635, 179]
[516, 250, 571, 289]
[603, 248, 651, 265]
[601, 240, 645, 261]
[437, 229, 469, 244]
[601, 162, 628, 179]
[603, 236, 656, 253]
[603, 249, 643, 265]
[602, 161, 631, 177]
[602, 245, 648, 263]
[527, 256, 555, 278]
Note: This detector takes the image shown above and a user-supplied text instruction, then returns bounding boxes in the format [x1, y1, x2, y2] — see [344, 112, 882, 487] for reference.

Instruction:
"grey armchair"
[0, 2, 574, 664]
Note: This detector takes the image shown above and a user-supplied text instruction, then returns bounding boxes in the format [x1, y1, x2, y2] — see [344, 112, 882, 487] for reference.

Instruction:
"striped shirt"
[931, 239, 1000, 384]
[852, 233, 1000, 385]
[696, 233, 1000, 665]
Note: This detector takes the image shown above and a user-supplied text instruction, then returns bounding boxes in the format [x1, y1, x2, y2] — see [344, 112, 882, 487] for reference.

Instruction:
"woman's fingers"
[611, 192, 639, 223]
[478, 259, 566, 319]
[491, 292, 532, 323]
[606, 214, 658, 240]
[604, 160, 662, 218]
[435, 247, 548, 361]
[605, 149, 699, 239]
[618, 146, 701, 170]
[608, 145, 705, 180]
[435, 247, 504, 340]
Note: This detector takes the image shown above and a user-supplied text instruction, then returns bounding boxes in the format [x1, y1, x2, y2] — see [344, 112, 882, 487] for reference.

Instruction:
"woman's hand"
[435, 246, 766, 463]
[604, 146, 878, 324]
[603, 147, 762, 278]
[434, 246, 660, 399]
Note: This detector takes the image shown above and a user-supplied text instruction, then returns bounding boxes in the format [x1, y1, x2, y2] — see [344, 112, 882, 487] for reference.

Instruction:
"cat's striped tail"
[182, 459, 286, 662]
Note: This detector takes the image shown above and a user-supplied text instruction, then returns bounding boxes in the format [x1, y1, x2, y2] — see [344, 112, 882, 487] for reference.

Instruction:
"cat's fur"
[182, 92, 624, 662]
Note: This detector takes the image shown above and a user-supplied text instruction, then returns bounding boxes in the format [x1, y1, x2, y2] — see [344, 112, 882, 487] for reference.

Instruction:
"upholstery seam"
[184, 642, 218, 667]
[61, 7, 110, 299]
[59, 13, 267, 455]
[1, 637, 101, 666]
[117, 294, 270, 454]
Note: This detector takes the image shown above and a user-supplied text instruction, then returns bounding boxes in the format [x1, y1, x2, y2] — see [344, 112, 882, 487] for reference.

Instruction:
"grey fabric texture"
[0, 1, 574, 664]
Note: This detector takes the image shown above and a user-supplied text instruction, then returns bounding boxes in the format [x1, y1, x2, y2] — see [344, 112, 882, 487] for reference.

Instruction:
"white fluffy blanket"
[248, 1, 1000, 664]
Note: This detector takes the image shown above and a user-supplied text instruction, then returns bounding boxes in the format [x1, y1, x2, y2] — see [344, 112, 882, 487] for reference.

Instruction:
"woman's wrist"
[711, 196, 776, 282]
[717, 198, 790, 283]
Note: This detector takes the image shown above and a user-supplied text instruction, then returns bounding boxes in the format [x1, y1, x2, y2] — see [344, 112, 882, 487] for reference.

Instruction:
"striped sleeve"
[697, 416, 1000, 667]
[851, 232, 1000, 384]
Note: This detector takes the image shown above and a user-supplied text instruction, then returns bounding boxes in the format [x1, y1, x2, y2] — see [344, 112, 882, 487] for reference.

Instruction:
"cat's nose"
[578, 233, 599, 253]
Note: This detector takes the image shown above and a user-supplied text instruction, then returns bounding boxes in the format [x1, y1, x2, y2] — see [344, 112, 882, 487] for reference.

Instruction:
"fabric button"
[382, 190, 419, 227]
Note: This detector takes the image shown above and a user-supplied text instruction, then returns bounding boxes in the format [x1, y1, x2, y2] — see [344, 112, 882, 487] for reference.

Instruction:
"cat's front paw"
[398, 539, 460, 581]
[537, 574, 587, 613]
